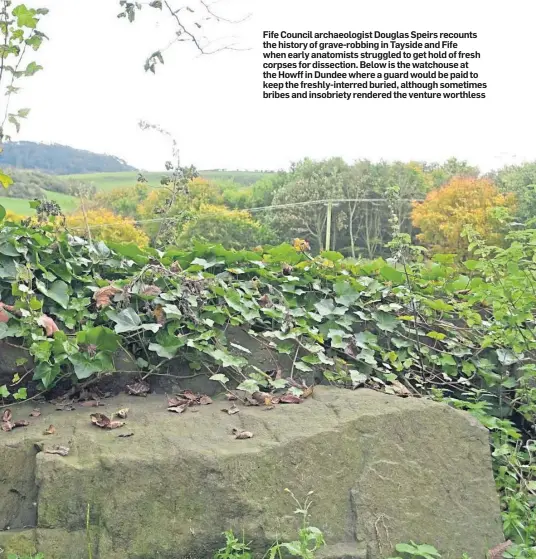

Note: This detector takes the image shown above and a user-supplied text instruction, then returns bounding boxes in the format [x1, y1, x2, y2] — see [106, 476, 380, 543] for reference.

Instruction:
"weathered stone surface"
[0, 388, 504, 559]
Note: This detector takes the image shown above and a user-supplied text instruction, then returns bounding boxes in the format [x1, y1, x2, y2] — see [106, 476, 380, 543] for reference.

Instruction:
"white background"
[12, 0, 535, 172]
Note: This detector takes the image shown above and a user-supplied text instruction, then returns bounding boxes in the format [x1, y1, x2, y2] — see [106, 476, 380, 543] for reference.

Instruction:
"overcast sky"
[11, 0, 536, 172]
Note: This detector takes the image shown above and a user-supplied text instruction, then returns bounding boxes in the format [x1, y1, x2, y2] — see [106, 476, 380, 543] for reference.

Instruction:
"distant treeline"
[1, 141, 137, 174]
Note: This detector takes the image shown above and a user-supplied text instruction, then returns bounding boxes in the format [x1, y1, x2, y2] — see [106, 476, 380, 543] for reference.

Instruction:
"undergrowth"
[0, 208, 534, 555]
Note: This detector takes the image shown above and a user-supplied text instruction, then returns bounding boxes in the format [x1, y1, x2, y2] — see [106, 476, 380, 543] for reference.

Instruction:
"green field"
[1, 169, 272, 216]
[0, 191, 79, 216]
[61, 170, 272, 191]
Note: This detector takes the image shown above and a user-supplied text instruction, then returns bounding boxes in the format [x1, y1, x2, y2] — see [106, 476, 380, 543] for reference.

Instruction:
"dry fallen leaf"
[279, 394, 303, 404]
[2, 409, 12, 423]
[390, 380, 412, 397]
[44, 425, 56, 435]
[111, 408, 129, 419]
[199, 395, 213, 405]
[79, 400, 103, 407]
[301, 384, 314, 399]
[45, 445, 70, 456]
[232, 428, 253, 440]
[1, 421, 13, 432]
[94, 285, 122, 308]
[126, 381, 150, 396]
[30, 408, 41, 417]
[168, 404, 188, 414]
[181, 390, 198, 401]
[90, 413, 124, 429]
[37, 314, 59, 337]
[226, 392, 238, 401]
[488, 540, 513, 559]
[153, 305, 165, 325]
[14, 420, 29, 427]
[221, 404, 240, 415]
[108, 420, 126, 429]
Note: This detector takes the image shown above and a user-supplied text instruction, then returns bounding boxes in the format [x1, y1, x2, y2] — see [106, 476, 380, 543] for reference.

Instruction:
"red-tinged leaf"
[30, 408, 41, 417]
[199, 395, 212, 405]
[279, 394, 303, 404]
[0, 307, 8, 322]
[2, 409, 12, 422]
[37, 314, 59, 337]
[93, 285, 122, 308]
[168, 404, 187, 414]
[232, 428, 253, 440]
[488, 541, 513, 559]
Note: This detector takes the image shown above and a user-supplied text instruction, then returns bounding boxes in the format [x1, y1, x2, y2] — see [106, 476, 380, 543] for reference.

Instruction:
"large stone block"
[0, 388, 504, 559]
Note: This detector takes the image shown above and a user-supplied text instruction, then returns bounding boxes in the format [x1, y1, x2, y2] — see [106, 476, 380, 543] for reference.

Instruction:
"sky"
[9, 0, 536, 172]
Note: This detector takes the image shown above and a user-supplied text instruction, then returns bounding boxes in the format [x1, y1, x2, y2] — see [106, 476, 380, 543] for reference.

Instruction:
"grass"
[60, 170, 272, 191]
[0, 191, 79, 216]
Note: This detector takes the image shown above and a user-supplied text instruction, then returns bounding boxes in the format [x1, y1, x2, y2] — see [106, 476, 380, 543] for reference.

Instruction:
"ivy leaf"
[13, 5, 38, 28]
[77, 326, 119, 352]
[106, 308, 142, 333]
[314, 299, 346, 317]
[380, 265, 405, 283]
[36, 279, 70, 309]
[334, 282, 360, 306]
[148, 343, 178, 359]
[208, 348, 248, 369]
[237, 379, 260, 393]
[68, 353, 111, 380]
[24, 61, 43, 76]
[496, 348, 522, 366]
[210, 373, 229, 384]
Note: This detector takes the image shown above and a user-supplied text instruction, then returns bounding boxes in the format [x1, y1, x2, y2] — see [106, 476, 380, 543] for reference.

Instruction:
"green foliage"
[7, 554, 44, 559]
[387, 541, 442, 559]
[214, 531, 253, 559]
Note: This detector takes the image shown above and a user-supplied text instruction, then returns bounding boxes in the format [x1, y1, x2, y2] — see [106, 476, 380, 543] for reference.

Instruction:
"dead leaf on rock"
[126, 381, 150, 396]
[221, 404, 240, 415]
[301, 384, 314, 399]
[108, 420, 126, 429]
[389, 380, 412, 397]
[245, 396, 259, 406]
[91, 413, 124, 429]
[79, 400, 103, 407]
[30, 408, 41, 417]
[488, 541, 512, 559]
[279, 394, 303, 404]
[232, 428, 253, 440]
[226, 392, 238, 401]
[168, 404, 188, 414]
[44, 425, 56, 435]
[2, 409, 12, 423]
[167, 396, 190, 407]
[199, 395, 212, 405]
[14, 420, 29, 427]
[94, 285, 122, 308]
[182, 390, 198, 401]
[45, 445, 70, 457]
[37, 314, 59, 337]
[111, 408, 129, 419]
[1, 421, 13, 432]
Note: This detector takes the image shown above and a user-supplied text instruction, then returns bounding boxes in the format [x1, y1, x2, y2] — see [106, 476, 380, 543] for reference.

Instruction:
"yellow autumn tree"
[411, 177, 516, 254]
[66, 209, 149, 247]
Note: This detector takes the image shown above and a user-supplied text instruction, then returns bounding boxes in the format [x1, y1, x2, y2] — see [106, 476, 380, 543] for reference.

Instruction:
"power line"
[67, 197, 424, 230]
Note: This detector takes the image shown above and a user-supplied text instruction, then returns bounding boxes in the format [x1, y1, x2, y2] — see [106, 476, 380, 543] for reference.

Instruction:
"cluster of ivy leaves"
[0, 216, 535, 555]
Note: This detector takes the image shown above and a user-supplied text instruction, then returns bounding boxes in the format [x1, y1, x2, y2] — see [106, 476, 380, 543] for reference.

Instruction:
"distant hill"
[1, 141, 137, 175]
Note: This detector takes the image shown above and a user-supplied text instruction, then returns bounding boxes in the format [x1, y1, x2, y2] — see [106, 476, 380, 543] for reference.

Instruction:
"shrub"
[66, 209, 149, 246]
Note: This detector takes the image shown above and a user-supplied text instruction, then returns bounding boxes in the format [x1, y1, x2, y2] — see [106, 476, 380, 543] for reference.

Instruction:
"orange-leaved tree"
[411, 177, 516, 254]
